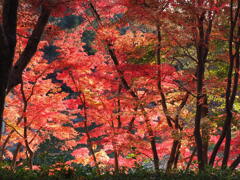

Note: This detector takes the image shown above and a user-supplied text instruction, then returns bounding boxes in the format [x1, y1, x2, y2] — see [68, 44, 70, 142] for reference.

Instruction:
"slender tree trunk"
[84, 119, 100, 174]
[156, 25, 173, 128]
[186, 147, 196, 170]
[0, 131, 13, 160]
[110, 110, 120, 174]
[86, 130, 100, 174]
[222, 23, 240, 169]
[0, 116, 25, 160]
[167, 140, 180, 170]
[173, 143, 181, 169]
[230, 155, 240, 170]
[194, 9, 213, 170]
[20, 81, 34, 169]
[113, 149, 119, 174]
[113, 84, 122, 174]
[108, 35, 160, 172]
[69, 72, 101, 175]
[11, 142, 21, 171]
[83, 111, 100, 175]
[150, 137, 160, 171]
[209, 0, 239, 167]
[155, 24, 189, 171]
[156, 24, 175, 171]
[24, 116, 34, 170]
[141, 107, 160, 171]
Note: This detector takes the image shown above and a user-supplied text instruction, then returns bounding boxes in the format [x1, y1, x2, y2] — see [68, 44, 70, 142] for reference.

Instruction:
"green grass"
[0, 164, 239, 180]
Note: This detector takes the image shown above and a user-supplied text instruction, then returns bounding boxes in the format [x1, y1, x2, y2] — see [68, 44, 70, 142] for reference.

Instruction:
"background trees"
[0, 0, 239, 173]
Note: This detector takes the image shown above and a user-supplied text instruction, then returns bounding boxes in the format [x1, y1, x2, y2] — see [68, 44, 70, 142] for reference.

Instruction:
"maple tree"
[0, 0, 240, 174]
[0, 0, 84, 139]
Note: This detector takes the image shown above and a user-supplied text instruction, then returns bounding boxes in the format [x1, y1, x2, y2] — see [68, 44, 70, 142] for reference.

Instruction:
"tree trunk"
[222, 22, 240, 169]
[167, 140, 180, 170]
[173, 143, 181, 169]
[0, 3, 51, 141]
[0, 0, 18, 140]
[114, 149, 119, 174]
[11, 142, 21, 171]
[84, 117, 100, 175]
[209, 0, 239, 167]
[194, 10, 213, 170]
[194, 57, 205, 170]
[230, 155, 240, 170]
[186, 147, 196, 170]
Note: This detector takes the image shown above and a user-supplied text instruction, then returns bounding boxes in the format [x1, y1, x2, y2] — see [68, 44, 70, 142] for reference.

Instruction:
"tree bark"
[222, 22, 240, 169]
[0, 0, 19, 140]
[194, 9, 213, 170]
[209, 0, 239, 167]
[155, 24, 190, 171]
[173, 143, 181, 169]
[167, 140, 180, 170]
[11, 142, 22, 171]
[8, 6, 51, 91]
[186, 147, 196, 170]
[0, 3, 51, 141]
[201, 94, 209, 165]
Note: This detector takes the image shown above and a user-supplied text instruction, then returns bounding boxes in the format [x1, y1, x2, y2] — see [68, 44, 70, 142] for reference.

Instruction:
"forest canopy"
[0, 0, 239, 176]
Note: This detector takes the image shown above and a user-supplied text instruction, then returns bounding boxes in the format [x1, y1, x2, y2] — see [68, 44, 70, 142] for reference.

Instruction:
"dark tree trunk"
[106, 19, 160, 172]
[7, 6, 51, 91]
[24, 116, 34, 170]
[0, 2, 51, 141]
[194, 9, 213, 170]
[0, 0, 18, 140]
[167, 140, 180, 170]
[186, 147, 196, 170]
[201, 94, 209, 165]
[173, 143, 181, 169]
[156, 23, 189, 171]
[84, 118, 100, 174]
[114, 149, 119, 174]
[209, 0, 239, 167]
[194, 52, 205, 170]
[230, 155, 240, 170]
[222, 22, 240, 169]
[11, 142, 21, 171]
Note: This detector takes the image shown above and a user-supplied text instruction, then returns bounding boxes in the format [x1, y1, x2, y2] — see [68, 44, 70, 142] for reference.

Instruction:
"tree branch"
[7, 5, 51, 92]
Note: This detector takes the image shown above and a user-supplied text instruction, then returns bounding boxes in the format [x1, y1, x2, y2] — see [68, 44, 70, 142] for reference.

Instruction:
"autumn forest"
[0, 0, 240, 179]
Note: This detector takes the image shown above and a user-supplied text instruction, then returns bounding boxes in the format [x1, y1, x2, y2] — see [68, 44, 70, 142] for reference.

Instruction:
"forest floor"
[0, 165, 240, 180]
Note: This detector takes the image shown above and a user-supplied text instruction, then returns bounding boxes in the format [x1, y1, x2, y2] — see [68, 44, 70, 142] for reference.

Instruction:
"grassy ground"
[0, 164, 239, 180]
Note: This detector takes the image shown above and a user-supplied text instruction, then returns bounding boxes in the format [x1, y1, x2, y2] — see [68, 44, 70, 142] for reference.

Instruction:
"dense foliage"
[0, 0, 239, 178]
